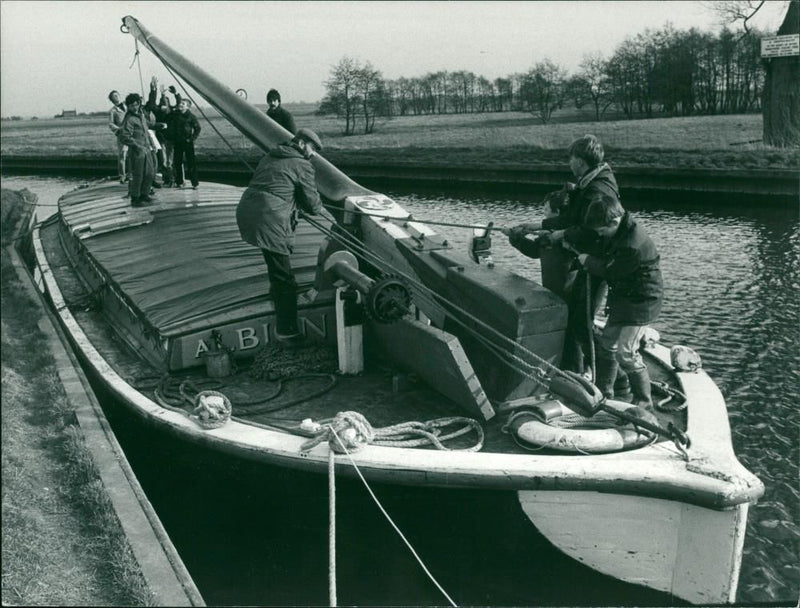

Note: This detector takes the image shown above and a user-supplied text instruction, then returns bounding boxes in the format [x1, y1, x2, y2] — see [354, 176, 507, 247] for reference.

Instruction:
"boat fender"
[508, 402, 655, 454]
[670, 345, 702, 372]
[548, 370, 603, 416]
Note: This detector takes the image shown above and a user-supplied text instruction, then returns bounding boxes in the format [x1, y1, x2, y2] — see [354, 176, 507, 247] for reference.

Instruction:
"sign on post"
[761, 34, 800, 58]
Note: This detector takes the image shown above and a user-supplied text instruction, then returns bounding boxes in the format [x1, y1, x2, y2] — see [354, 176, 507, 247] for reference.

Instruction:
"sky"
[0, 1, 788, 118]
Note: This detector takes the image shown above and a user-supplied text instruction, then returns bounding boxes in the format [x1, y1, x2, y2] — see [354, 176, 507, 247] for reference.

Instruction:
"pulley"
[365, 276, 411, 323]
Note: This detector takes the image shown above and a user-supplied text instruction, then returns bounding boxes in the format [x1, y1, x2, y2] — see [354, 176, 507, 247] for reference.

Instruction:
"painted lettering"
[237, 327, 260, 350]
[195, 340, 209, 359]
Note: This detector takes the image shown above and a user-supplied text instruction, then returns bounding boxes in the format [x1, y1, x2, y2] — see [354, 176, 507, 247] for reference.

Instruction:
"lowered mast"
[121, 15, 372, 201]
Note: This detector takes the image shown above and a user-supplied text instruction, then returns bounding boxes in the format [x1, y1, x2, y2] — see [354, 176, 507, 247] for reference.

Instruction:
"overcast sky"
[0, 1, 787, 118]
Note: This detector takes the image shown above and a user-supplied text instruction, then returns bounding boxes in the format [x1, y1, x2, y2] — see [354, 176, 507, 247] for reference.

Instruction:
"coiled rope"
[299, 411, 484, 454]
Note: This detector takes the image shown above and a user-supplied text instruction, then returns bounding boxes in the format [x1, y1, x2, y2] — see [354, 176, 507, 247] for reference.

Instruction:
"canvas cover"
[59, 183, 325, 336]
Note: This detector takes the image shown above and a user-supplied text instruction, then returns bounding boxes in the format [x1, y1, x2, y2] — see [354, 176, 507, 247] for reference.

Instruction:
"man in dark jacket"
[119, 93, 157, 207]
[171, 99, 201, 188]
[266, 89, 296, 134]
[236, 128, 333, 347]
[571, 193, 663, 408]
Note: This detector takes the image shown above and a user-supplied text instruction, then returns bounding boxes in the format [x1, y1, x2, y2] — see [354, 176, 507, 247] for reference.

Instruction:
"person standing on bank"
[266, 89, 296, 134]
[108, 90, 129, 183]
[570, 193, 663, 409]
[236, 128, 334, 347]
[119, 93, 157, 207]
[172, 98, 201, 189]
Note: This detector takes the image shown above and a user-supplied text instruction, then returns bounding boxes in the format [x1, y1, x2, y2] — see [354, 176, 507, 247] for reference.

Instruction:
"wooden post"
[335, 286, 363, 374]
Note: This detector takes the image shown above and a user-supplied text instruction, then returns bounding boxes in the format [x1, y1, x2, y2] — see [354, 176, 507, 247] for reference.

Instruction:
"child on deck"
[568, 193, 663, 408]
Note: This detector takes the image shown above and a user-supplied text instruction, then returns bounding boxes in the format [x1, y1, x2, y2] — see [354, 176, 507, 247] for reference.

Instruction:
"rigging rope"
[321, 202, 512, 233]
[302, 213, 566, 385]
[130, 33, 256, 173]
[131, 39, 146, 99]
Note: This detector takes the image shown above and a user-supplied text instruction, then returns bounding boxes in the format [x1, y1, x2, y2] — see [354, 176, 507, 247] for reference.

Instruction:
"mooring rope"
[328, 447, 337, 607]
[326, 425, 458, 607]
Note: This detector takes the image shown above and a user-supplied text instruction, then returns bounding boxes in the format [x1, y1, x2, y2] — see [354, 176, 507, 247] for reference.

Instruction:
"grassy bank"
[2, 108, 797, 171]
[1, 189, 153, 606]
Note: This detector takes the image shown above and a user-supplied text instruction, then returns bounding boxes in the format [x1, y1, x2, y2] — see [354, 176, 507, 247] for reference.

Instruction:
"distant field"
[2, 105, 798, 170]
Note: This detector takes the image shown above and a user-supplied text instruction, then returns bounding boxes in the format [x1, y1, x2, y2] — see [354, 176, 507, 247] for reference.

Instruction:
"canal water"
[4, 175, 798, 605]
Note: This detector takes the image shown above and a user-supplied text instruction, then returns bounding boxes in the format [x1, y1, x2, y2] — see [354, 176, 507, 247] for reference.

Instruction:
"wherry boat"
[20, 16, 764, 605]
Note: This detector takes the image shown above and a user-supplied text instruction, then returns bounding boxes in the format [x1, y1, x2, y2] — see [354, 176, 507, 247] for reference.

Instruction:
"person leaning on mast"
[235, 128, 335, 348]
[118, 93, 157, 207]
[107, 90, 129, 183]
[566, 192, 663, 410]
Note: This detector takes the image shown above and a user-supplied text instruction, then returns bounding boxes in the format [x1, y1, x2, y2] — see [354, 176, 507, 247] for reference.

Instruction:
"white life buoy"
[507, 400, 656, 454]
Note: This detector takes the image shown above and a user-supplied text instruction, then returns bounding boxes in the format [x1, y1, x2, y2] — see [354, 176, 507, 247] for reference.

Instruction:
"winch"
[321, 250, 412, 374]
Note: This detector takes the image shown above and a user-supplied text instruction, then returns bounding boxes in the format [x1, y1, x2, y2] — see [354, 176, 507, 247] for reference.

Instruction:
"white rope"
[328, 448, 337, 607]
[328, 426, 458, 607]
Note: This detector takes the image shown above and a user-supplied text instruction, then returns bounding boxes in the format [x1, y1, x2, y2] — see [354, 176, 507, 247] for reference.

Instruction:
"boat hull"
[520, 490, 747, 603]
[23, 183, 764, 604]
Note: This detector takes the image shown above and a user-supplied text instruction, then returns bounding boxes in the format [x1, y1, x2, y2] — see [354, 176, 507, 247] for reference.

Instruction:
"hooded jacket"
[236, 143, 322, 254]
[581, 212, 663, 325]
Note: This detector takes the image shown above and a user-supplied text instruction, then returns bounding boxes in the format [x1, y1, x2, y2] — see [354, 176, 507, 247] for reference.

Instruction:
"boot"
[613, 368, 633, 402]
[627, 367, 653, 410]
[594, 352, 618, 400]
[272, 288, 300, 338]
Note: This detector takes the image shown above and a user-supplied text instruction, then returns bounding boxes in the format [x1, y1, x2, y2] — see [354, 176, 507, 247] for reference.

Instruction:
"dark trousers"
[261, 249, 299, 336]
[174, 140, 198, 187]
[127, 147, 155, 200]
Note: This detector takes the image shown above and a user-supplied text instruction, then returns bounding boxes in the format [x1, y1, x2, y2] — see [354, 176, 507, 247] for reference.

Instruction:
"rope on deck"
[299, 411, 484, 454]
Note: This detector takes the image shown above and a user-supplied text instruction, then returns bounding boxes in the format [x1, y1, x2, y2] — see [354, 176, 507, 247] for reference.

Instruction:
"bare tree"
[577, 52, 614, 120]
[355, 62, 385, 134]
[321, 57, 361, 135]
[518, 60, 566, 124]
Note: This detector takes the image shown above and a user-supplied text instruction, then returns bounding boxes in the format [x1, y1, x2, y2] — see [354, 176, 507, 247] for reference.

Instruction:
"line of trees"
[319, 22, 767, 132]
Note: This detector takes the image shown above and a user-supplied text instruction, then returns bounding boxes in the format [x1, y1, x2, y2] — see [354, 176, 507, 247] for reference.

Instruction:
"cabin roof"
[58, 182, 324, 336]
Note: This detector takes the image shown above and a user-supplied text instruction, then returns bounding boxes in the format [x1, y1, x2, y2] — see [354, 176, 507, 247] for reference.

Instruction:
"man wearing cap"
[236, 128, 333, 347]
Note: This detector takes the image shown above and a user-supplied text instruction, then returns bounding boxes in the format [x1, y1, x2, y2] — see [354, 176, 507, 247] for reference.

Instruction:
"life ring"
[507, 399, 656, 454]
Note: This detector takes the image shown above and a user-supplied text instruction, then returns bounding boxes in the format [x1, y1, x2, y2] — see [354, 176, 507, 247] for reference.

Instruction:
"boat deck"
[39, 212, 685, 455]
